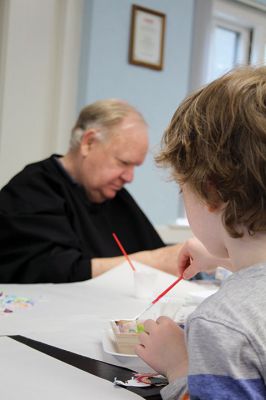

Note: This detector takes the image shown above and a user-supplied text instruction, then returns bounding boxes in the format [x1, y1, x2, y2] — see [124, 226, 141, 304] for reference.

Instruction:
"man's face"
[78, 113, 149, 203]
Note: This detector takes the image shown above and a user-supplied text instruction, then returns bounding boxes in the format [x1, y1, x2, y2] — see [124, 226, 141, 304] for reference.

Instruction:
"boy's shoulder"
[188, 263, 266, 334]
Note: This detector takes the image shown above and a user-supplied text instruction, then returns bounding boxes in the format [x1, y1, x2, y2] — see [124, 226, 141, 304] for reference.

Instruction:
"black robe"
[0, 155, 164, 283]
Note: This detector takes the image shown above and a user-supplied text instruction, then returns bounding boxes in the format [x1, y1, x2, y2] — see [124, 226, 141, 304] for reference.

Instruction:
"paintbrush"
[134, 275, 183, 320]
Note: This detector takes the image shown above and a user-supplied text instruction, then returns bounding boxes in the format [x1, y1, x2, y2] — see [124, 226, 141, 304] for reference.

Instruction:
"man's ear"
[80, 129, 98, 156]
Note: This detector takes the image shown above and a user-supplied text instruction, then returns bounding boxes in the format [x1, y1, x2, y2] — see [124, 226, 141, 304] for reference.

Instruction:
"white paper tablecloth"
[0, 262, 218, 383]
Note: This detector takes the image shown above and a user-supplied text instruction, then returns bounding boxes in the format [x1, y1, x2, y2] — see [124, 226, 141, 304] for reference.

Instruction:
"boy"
[136, 66, 266, 399]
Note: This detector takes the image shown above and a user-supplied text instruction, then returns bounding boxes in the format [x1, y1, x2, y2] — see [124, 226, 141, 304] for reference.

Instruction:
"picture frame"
[129, 5, 166, 71]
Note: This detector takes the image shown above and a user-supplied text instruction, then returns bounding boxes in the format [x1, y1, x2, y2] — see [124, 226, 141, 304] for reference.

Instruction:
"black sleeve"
[0, 212, 91, 283]
[0, 159, 165, 283]
[0, 164, 92, 283]
[108, 188, 165, 253]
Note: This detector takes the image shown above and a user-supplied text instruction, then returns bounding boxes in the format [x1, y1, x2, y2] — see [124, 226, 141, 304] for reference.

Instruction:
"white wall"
[0, 0, 195, 228]
[78, 0, 195, 226]
[0, 0, 195, 259]
[0, 0, 83, 186]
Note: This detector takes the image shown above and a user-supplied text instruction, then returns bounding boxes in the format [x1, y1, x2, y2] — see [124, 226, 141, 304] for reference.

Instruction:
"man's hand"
[146, 243, 183, 275]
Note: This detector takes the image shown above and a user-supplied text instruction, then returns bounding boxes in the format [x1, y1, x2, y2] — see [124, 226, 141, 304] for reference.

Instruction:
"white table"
[0, 262, 218, 399]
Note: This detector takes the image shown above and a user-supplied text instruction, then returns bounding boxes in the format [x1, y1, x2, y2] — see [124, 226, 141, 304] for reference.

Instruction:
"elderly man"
[0, 99, 181, 283]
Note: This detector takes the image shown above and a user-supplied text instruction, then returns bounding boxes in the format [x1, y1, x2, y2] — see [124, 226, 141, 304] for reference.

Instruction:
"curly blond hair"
[156, 66, 266, 238]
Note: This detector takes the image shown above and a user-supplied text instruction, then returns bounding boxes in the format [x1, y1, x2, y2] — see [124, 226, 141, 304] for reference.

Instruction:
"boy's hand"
[178, 237, 231, 279]
[136, 316, 188, 382]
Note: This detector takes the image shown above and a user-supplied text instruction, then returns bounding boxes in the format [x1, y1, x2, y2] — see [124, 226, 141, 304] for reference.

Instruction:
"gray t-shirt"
[161, 263, 266, 399]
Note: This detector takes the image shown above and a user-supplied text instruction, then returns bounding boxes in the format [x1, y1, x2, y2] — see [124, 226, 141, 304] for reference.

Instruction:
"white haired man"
[0, 99, 181, 283]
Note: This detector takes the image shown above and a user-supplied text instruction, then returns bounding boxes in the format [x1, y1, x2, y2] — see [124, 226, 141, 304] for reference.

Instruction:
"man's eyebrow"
[116, 155, 143, 166]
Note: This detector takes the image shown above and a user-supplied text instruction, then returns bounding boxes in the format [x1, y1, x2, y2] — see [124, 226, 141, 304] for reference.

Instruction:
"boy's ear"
[80, 129, 98, 156]
[207, 202, 220, 212]
[206, 181, 224, 212]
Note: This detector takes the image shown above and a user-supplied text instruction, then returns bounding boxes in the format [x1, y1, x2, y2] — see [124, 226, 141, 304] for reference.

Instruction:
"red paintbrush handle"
[152, 275, 183, 304]
[112, 232, 136, 272]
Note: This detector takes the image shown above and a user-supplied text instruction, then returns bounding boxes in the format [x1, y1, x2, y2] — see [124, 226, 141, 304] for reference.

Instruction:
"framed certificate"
[129, 5, 166, 71]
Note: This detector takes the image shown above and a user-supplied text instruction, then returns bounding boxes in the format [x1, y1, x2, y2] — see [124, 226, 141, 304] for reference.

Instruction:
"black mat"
[10, 335, 162, 399]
